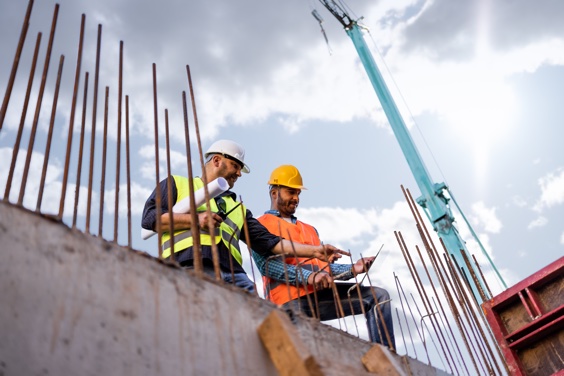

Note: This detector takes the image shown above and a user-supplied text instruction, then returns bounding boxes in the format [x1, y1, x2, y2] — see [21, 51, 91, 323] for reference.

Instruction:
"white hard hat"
[204, 139, 250, 173]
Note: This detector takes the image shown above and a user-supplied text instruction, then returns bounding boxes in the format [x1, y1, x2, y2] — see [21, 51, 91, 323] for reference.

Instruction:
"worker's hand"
[312, 244, 350, 262]
[307, 271, 333, 290]
[198, 211, 223, 231]
[352, 256, 376, 276]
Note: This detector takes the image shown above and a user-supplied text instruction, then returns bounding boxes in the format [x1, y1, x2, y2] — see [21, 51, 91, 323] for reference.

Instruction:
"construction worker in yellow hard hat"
[251, 164, 395, 348]
[267, 165, 307, 190]
[141, 142, 348, 294]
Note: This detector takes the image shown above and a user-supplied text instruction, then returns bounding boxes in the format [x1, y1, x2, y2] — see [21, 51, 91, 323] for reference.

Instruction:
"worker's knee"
[368, 286, 390, 303]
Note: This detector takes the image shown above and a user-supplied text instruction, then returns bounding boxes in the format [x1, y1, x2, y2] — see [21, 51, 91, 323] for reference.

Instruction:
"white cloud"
[511, 195, 527, 208]
[469, 201, 502, 233]
[104, 182, 153, 216]
[560, 232, 564, 245]
[534, 168, 564, 211]
[528, 216, 548, 229]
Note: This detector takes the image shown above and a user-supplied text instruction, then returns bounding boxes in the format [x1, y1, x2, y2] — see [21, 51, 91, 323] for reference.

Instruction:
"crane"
[315, 0, 505, 304]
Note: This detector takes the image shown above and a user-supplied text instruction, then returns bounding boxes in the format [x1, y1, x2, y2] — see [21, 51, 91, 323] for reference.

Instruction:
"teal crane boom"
[317, 0, 492, 303]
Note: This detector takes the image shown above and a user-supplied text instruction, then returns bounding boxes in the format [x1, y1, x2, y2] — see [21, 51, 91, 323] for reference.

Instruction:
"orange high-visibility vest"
[258, 213, 328, 305]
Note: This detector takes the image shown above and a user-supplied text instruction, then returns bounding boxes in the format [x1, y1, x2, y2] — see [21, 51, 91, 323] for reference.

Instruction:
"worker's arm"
[157, 211, 221, 232]
[272, 240, 348, 262]
[251, 251, 310, 285]
[244, 210, 349, 262]
[252, 250, 336, 289]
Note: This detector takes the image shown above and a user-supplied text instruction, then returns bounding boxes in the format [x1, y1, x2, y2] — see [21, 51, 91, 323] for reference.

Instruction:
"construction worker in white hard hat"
[141, 141, 349, 293]
[251, 165, 395, 348]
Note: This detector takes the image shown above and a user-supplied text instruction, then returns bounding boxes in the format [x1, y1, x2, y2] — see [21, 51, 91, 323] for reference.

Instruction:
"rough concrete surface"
[0, 202, 449, 376]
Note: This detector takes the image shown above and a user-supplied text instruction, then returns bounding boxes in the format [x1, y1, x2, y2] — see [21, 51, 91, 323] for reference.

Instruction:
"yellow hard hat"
[268, 165, 307, 190]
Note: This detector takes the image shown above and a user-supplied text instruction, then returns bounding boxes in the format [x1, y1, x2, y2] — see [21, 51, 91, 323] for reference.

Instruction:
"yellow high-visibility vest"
[161, 176, 245, 265]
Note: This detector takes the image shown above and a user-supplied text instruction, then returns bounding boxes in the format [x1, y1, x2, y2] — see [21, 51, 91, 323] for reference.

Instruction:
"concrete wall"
[0, 202, 449, 376]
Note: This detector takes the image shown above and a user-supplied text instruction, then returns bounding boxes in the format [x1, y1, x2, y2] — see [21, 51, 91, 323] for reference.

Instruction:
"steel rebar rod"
[461, 250, 488, 303]
[113, 40, 124, 242]
[36, 54, 65, 212]
[450, 253, 503, 375]
[59, 13, 85, 218]
[163, 109, 176, 260]
[287, 233, 318, 320]
[422, 231, 481, 375]
[0, 0, 34, 130]
[395, 308, 408, 357]
[394, 273, 420, 360]
[85, 24, 102, 233]
[362, 257, 394, 351]
[180, 90, 203, 272]
[125, 95, 132, 247]
[445, 253, 492, 375]
[402, 186, 475, 374]
[396, 231, 451, 371]
[151, 63, 163, 258]
[186, 65, 210, 275]
[409, 294, 448, 371]
[472, 254, 493, 299]
[73, 72, 89, 228]
[413, 244, 460, 375]
[239, 197, 259, 296]
[98, 86, 110, 237]
[4, 32, 42, 201]
[18, 4, 59, 206]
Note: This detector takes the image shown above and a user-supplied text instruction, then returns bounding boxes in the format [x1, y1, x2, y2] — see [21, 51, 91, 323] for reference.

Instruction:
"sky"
[1, 0, 563, 362]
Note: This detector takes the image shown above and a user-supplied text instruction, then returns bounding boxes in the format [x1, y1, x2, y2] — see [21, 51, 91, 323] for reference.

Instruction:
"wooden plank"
[362, 345, 406, 375]
[257, 310, 324, 376]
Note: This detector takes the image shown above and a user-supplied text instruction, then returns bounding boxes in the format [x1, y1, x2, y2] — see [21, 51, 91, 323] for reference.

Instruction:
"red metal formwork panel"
[482, 256, 564, 376]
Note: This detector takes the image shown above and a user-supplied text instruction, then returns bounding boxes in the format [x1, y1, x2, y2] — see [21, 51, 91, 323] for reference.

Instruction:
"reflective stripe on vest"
[257, 214, 328, 305]
[161, 176, 245, 265]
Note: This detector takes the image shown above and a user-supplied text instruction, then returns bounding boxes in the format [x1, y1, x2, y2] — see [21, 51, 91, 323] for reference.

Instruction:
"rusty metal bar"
[18, 3, 59, 206]
[151, 63, 163, 258]
[396, 231, 452, 372]
[72, 72, 89, 228]
[400, 186, 469, 373]
[461, 249, 488, 304]
[0, 0, 34, 130]
[180, 90, 202, 269]
[408, 293, 447, 371]
[413, 244, 460, 374]
[86, 24, 102, 233]
[239, 198, 259, 296]
[36, 54, 65, 211]
[97, 86, 109, 237]
[421, 240, 474, 376]
[401, 186, 483, 375]
[446, 253, 493, 375]
[362, 257, 394, 351]
[186, 65, 207, 274]
[113, 40, 124, 242]
[452, 252, 504, 375]
[472, 254, 493, 299]
[124, 94, 132, 247]
[163, 109, 176, 260]
[58, 13, 85, 218]
[416, 230, 470, 374]
[394, 273, 422, 361]
[395, 308, 409, 356]
[4, 32, 42, 202]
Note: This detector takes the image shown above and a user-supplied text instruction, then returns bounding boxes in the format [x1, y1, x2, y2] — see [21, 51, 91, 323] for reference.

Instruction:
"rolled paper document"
[141, 177, 229, 240]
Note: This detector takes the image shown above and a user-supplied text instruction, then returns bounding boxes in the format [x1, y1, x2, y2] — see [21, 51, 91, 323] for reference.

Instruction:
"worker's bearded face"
[275, 187, 301, 217]
[218, 157, 242, 188]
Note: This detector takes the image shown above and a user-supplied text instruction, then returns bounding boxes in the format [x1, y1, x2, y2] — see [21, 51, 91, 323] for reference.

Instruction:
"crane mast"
[317, 0, 491, 303]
